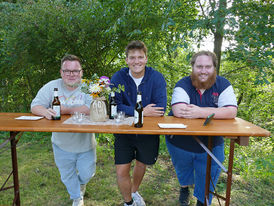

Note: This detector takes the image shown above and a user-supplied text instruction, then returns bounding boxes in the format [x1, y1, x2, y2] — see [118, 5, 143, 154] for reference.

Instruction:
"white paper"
[158, 123, 187, 129]
[15, 116, 44, 120]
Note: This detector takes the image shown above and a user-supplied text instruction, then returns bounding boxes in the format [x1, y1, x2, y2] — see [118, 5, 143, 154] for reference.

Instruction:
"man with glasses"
[31, 54, 96, 206]
[166, 51, 237, 206]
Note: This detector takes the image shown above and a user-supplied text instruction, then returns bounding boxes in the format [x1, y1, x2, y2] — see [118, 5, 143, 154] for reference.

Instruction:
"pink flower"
[99, 76, 110, 87]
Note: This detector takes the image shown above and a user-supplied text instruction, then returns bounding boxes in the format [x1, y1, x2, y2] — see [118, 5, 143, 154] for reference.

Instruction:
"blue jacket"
[111, 66, 167, 116]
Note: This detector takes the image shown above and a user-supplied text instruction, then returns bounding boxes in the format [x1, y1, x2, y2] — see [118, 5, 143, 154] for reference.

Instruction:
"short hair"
[190, 51, 217, 68]
[61, 54, 81, 67]
[125, 40, 147, 57]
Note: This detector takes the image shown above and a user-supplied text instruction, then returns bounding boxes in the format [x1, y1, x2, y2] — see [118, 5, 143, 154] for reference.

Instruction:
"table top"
[0, 113, 270, 137]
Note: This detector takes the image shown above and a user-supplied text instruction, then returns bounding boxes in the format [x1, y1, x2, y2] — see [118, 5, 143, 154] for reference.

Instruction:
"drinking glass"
[72, 112, 85, 123]
[114, 111, 125, 123]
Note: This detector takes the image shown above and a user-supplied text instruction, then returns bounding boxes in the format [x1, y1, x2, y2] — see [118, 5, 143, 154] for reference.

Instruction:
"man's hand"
[181, 104, 202, 119]
[31, 105, 56, 120]
[143, 104, 165, 116]
[44, 108, 57, 120]
[172, 103, 201, 119]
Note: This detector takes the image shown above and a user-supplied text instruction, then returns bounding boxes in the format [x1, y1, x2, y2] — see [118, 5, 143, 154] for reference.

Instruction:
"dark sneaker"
[179, 187, 190, 206]
[196, 200, 204, 206]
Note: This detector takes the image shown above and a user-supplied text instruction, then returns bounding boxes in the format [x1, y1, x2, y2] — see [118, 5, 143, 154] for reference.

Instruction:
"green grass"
[0, 133, 273, 206]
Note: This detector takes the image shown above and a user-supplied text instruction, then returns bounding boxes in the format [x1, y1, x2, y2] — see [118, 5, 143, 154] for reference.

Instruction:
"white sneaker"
[72, 197, 84, 206]
[80, 184, 86, 198]
[132, 191, 146, 206]
[124, 201, 137, 206]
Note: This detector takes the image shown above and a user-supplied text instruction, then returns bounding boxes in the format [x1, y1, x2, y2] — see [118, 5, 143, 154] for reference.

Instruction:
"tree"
[193, 0, 273, 78]
[0, 0, 197, 111]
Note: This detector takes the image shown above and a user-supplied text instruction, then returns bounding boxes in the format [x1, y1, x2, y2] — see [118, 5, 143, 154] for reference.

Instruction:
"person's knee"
[116, 164, 131, 179]
[79, 168, 95, 183]
[79, 161, 96, 181]
[135, 160, 146, 170]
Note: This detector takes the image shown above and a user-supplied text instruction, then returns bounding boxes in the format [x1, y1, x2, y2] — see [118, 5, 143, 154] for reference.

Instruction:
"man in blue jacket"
[111, 40, 167, 206]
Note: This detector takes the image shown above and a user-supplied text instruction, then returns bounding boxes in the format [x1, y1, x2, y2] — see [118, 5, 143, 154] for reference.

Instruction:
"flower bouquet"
[81, 74, 124, 122]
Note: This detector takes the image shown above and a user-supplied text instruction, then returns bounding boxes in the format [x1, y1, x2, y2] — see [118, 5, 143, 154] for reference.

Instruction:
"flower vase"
[90, 97, 108, 122]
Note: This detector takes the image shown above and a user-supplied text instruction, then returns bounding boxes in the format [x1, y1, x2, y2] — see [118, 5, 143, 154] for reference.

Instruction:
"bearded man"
[166, 51, 238, 206]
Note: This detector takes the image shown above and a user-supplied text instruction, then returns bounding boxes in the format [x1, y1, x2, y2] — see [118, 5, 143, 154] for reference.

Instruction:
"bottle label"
[52, 105, 61, 117]
[111, 105, 117, 117]
[134, 110, 143, 124]
[134, 110, 138, 124]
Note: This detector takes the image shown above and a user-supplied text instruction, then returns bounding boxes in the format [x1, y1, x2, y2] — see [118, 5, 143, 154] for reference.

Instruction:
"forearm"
[31, 105, 52, 119]
[172, 103, 237, 119]
[61, 105, 90, 115]
[31, 105, 47, 116]
[195, 106, 237, 119]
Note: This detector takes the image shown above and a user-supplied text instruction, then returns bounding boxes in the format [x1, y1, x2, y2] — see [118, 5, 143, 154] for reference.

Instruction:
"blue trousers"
[166, 139, 224, 204]
[52, 144, 96, 200]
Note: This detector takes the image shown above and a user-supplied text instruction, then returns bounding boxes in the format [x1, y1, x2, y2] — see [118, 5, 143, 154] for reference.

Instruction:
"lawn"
[0, 132, 273, 206]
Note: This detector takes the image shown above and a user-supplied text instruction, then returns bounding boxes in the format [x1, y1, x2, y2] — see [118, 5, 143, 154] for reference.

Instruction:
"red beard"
[191, 70, 217, 90]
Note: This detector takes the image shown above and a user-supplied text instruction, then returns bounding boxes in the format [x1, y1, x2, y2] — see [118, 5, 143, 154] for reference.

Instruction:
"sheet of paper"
[158, 123, 187, 129]
[15, 116, 44, 120]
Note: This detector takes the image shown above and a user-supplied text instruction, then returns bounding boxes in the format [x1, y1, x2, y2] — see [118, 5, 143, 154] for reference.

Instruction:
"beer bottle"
[52, 88, 61, 120]
[109, 91, 117, 119]
[134, 91, 143, 128]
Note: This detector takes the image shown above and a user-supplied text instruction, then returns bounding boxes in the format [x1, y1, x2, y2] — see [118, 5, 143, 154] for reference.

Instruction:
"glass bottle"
[52, 88, 61, 120]
[134, 91, 143, 128]
[109, 91, 117, 119]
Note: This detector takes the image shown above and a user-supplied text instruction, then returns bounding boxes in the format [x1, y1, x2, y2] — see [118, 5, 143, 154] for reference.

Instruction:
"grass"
[0, 132, 273, 206]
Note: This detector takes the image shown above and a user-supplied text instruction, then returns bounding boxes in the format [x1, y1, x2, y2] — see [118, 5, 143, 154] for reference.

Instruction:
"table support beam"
[10, 131, 21, 206]
[194, 136, 239, 206]
[204, 136, 213, 206]
[225, 139, 235, 206]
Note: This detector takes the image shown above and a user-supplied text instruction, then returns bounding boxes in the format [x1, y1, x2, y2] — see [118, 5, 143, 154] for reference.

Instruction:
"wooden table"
[0, 113, 270, 206]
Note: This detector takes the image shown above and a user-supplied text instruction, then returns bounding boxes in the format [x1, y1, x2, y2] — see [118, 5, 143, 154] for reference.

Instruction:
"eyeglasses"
[62, 70, 82, 75]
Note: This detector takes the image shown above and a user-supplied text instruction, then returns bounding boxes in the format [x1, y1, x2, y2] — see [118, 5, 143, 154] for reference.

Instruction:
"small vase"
[90, 97, 108, 122]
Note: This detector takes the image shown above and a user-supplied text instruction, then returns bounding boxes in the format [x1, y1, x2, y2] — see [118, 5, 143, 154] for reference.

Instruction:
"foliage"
[225, 138, 273, 180]
[189, 0, 273, 79]
[0, 0, 197, 112]
[220, 59, 273, 134]
[227, 0, 273, 80]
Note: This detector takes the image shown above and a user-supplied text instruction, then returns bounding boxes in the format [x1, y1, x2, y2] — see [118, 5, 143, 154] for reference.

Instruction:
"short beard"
[64, 81, 81, 89]
[191, 70, 217, 90]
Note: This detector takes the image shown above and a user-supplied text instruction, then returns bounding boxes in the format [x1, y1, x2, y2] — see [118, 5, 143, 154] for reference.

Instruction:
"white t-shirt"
[129, 70, 143, 89]
[31, 79, 96, 153]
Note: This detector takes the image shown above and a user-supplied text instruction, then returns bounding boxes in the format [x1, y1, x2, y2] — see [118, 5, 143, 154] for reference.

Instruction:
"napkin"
[15, 116, 44, 120]
[158, 123, 187, 129]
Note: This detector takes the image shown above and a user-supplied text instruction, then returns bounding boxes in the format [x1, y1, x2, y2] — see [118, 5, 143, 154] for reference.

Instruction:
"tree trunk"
[212, 0, 227, 75]
[213, 33, 223, 75]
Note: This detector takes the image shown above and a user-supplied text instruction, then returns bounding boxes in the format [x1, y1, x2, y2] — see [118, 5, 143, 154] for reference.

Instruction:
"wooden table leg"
[204, 136, 213, 206]
[10, 131, 20, 206]
[225, 139, 235, 206]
